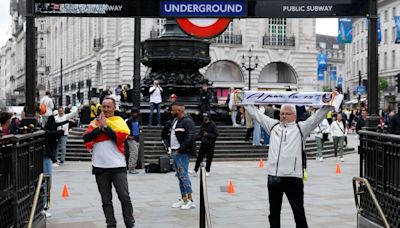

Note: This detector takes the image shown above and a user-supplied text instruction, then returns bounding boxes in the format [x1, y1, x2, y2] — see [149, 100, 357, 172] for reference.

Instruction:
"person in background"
[121, 85, 128, 103]
[100, 86, 112, 104]
[110, 88, 122, 111]
[192, 113, 219, 176]
[312, 109, 330, 162]
[125, 108, 141, 174]
[227, 87, 239, 127]
[126, 84, 133, 103]
[165, 94, 178, 121]
[148, 80, 163, 127]
[55, 106, 78, 165]
[331, 113, 346, 162]
[90, 100, 101, 122]
[43, 115, 65, 217]
[244, 109, 253, 142]
[40, 91, 55, 127]
[389, 104, 400, 135]
[356, 110, 368, 133]
[0, 112, 13, 136]
[199, 83, 212, 115]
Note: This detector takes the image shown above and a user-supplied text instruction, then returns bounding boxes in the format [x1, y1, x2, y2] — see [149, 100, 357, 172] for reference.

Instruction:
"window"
[268, 18, 287, 46]
[156, 18, 166, 37]
[361, 19, 365, 33]
[39, 56, 45, 66]
[384, 52, 387, 69]
[393, 7, 396, 19]
[393, 27, 396, 43]
[392, 50, 396, 68]
[215, 23, 236, 44]
[384, 10, 388, 22]
[361, 58, 363, 74]
[365, 39, 368, 51]
[360, 38, 363, 51]
[384, 29, 388, 44]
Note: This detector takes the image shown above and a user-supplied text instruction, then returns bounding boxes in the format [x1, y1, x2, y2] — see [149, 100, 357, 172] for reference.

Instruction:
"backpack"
[40, 102, 47, 115]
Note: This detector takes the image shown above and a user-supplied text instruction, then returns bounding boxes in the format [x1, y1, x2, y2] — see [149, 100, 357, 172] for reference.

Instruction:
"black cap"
[131, 107, 139, 113]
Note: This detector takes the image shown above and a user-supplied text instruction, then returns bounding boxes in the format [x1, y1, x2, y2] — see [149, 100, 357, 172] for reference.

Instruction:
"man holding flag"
[83, 97, 135, 228]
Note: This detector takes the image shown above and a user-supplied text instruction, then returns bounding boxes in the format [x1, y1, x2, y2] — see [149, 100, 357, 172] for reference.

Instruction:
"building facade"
[41, 17, 318, 106]
[316, 34, 345, 92]
[1, 2, 320, 106]
[344, 0, 400, 109]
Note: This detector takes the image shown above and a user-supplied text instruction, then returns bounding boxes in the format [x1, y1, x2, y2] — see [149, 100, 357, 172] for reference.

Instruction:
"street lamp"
[241, 48, 259, 90]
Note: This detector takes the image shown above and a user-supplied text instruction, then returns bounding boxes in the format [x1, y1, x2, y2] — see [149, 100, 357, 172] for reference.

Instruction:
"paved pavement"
[47, 135, 360, 228]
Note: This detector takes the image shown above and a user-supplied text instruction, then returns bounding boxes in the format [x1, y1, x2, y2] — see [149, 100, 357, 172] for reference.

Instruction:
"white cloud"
[0, 0, 11, 47]
[316, 18, 338, 36]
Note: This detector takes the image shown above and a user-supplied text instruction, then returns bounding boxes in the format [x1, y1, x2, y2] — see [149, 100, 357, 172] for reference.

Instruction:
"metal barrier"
[358, 130, 400, 228]
[28, 173, 50, 228]
[352, 177, 390, 228]
[0, 131, 46, 228]
[199, 165, 212, 228]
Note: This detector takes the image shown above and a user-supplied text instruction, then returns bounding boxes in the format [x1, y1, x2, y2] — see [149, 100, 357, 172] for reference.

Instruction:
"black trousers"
[194, 142, 215, 172]
[200, 103, 210, 114]
[268, 176, 308, 228]
[95, 171, 135, 228]
[245, 128, 254, 141]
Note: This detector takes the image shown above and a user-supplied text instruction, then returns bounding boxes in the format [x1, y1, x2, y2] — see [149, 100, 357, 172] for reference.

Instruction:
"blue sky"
[0, 0, 338, 47]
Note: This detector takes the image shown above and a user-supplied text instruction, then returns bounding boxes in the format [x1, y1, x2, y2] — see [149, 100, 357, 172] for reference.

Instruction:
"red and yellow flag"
[83, 116, 130, 155]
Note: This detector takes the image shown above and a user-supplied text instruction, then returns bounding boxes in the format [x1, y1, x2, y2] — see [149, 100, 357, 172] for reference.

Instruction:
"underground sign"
[176, 18, 231, 39]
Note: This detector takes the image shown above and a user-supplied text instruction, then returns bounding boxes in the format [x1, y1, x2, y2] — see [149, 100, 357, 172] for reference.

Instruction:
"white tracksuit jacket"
[245, 105, 331, 178]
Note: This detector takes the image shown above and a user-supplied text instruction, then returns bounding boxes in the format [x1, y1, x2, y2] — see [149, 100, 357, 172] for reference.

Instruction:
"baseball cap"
[202, 113, 209, 118]
[170, 94, 177, 99]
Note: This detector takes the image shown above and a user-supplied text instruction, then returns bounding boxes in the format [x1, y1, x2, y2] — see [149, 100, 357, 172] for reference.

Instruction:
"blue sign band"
[161, 0, 246, 17]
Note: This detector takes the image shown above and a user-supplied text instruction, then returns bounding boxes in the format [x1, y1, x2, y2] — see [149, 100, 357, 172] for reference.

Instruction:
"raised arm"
[244, 105, 279, 135]
[299, 106, 332, 138]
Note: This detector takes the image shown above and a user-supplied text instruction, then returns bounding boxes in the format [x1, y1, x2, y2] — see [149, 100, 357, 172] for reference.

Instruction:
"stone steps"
[65, 126, 356, 163]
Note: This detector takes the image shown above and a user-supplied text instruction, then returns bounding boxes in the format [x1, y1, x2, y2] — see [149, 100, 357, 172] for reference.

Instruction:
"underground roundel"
[176, 18, 231, 39]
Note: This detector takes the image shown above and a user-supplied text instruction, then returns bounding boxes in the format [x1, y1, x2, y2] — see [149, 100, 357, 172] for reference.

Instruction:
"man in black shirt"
[199, 83, 211, 114]
[356, 110, 368, 133]
[389, 104, 400, 135]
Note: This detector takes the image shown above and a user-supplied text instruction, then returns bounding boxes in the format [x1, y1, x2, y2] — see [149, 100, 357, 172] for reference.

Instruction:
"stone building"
[344, 0, 400, 109]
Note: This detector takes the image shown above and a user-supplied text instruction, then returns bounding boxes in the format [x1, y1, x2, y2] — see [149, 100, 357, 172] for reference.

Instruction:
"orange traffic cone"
[227, 180, 235, 194]
[258, 159, 264, 168]
[62, 184, 69, 199]
[336, 163, 341, 174]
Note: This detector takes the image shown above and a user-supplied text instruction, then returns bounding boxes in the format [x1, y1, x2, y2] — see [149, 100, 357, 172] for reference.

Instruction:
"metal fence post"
[200, 164, 206, 228]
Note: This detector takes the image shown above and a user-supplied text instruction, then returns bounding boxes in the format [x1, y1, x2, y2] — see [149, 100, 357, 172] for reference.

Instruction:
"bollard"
[199, 164, 206, 228]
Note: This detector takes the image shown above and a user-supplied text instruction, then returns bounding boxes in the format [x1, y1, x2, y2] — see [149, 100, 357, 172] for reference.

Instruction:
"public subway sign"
[33, 0, 370, 18]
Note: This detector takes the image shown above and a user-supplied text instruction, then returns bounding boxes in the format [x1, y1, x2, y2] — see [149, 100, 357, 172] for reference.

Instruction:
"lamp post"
[241, 48, 259, 90]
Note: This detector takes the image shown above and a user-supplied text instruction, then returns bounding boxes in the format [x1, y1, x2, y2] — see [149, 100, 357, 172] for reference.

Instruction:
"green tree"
[322, 85, 331, 92]
[378, 77, 388, 92]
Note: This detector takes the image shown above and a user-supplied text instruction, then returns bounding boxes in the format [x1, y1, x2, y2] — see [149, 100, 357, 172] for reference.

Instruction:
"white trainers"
[189, 170, 197, 177]
[52, 163, 59, 167]
[319, 157, 323, 162]
[41, 210, 52, 218]
[172, 199, 186, 208]
[205, 172, 210, 177]
[340, 158, 344, 162]
[181, 200, 196, 210]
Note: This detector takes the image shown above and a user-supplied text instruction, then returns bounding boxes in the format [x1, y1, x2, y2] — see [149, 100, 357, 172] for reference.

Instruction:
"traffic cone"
[336, 163, 341, 174]
[62, 184, 69, 199]
[258, 159, 264, 168]
[227, 180, 235, 194]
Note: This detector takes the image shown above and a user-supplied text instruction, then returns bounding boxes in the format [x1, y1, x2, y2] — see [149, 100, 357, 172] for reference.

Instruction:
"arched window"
[259, 62, 297, 83]
[204, 60, 244, 82]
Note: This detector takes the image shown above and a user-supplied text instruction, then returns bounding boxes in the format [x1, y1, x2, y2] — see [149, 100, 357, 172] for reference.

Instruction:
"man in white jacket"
[244, 103, 332, 228]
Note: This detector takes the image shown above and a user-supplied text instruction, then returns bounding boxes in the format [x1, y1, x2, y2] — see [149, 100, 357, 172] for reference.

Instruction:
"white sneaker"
[205, 172, 210, 177]
[315, 156, 319, 161]
[319, 157, 323, 162]
[172, 199, 185, 208]
[41, 211, 52, 218]
[340, 158, 344, 162]
[181, 200, 195, 210]
[189, 170, 197, 177]
[52, 163, 59, 167]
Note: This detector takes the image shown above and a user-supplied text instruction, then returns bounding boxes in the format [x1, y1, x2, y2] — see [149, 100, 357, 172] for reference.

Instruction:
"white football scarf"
[235, 91, 344, 111]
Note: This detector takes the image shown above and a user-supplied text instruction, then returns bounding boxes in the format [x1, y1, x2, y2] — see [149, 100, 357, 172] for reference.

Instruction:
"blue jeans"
[57, 135, 68, 163]
[172, 151, 192, 195]
[43, 157, 52, 209]
[253, 121, 261, 146]
[261, 127, 270, 145]
[148, 102, 161, 126]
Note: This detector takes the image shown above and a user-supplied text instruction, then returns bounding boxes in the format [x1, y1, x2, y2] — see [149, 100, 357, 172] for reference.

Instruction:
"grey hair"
[281, 104, 297, 115]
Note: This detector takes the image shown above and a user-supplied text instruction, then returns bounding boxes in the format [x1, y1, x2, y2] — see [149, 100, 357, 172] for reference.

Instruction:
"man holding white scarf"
[244, 100, 334, 228]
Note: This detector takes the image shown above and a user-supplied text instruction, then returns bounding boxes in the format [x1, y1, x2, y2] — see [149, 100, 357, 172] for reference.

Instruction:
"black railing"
[262, 35, 295, 47]
[210, 34, 242, 45]
[358, 130, 400, 228]
[0, 131, 46, 228]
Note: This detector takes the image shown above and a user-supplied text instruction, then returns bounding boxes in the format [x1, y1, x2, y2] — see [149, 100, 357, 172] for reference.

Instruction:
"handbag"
[268, 175, 282, 186]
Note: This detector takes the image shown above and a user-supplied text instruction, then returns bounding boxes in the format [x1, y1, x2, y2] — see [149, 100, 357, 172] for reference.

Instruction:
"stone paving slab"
[47, 148, 360, 228]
